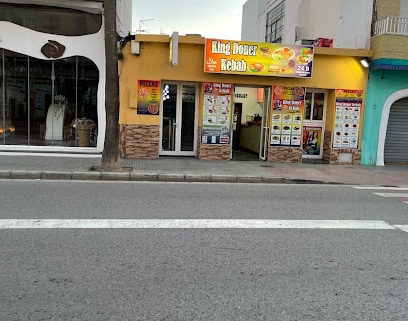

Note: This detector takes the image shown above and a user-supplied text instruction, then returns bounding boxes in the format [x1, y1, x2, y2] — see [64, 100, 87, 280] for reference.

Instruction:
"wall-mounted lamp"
[360, 58, 370, 68]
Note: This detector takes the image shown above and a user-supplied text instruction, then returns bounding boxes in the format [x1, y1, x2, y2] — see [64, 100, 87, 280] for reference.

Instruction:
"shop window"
[304, 91, 325, 122]
[0, 49, 99, 147]
[0, 3, 102, 36]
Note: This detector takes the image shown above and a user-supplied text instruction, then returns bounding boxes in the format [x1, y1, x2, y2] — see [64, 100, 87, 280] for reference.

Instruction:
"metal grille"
[384, 98, 408, 163]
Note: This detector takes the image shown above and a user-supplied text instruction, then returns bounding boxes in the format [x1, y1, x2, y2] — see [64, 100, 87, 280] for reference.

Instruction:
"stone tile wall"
[267, 147, 302, 163]
[197, 127, 231, 160]
[120, 124, 160, 159]
[323, 130, 361, 164]
[323, 130, 332, 162]
[198, 145, 231, 160]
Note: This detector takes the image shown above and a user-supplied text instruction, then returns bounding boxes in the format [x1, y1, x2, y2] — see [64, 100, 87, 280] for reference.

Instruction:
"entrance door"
[160, 83, 197, 156]
[231, 86, 271, 160]
[259, 87, 271, 160]
[302, 89, 327, 159]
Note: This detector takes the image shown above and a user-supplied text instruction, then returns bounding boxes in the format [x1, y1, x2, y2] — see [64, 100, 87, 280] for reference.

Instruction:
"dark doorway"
[232, 103, 242, 149]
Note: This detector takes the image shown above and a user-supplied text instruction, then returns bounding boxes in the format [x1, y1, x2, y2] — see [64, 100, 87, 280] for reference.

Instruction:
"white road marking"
[373, 193, 408, 198]
[0, 219, 396, 230]
[395, 225, 408, 233]
[353, 187, 408, 190]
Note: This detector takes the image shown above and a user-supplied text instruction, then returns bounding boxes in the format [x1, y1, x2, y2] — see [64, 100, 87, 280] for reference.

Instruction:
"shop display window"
[0, 49, 99, 147]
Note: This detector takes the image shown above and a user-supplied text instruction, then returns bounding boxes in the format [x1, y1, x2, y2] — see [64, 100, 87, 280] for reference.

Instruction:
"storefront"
[361, 62, 408, 166]
[0, 2, 106, 153]
[119, 34, 372, 164]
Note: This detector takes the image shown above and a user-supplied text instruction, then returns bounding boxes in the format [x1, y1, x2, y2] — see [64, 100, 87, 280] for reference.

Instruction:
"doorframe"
[302, 88, 328, 159]
[159, 81, 199, 156]
[259, 87, 271, 160]
[230, 85, 271, 160]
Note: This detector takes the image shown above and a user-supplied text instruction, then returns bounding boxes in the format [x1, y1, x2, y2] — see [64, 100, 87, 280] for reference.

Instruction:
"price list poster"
[201, 82, 233, 144]
[333, 89, 363, 149]
[270, 85, 305, 147]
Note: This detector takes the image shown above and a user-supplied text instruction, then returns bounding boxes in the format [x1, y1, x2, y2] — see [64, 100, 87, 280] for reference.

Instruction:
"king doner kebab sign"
[204, 39, 314, 78]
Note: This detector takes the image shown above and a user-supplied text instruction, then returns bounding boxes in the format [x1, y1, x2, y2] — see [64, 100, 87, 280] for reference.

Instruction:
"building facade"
[243, 0, 408, 165]
[241, 0, 373, 49]
[362, 0, 408, 165]
[119, 34, 371, 164]
[0, 0, 131, 153]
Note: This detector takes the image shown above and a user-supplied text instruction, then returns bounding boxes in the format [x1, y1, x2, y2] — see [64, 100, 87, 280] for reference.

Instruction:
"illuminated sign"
[204, 39, 313, 78]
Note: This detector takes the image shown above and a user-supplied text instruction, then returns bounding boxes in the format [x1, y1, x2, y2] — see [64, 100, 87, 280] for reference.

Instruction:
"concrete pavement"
[0, 153, 408, 186]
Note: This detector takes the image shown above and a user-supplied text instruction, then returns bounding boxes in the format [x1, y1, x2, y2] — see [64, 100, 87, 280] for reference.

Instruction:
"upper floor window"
[265, 1, 285, 43]
[0, 3, 102, 36]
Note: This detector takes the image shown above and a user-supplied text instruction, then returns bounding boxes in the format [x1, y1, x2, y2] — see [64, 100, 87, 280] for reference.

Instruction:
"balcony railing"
[373, 16, 408, 36]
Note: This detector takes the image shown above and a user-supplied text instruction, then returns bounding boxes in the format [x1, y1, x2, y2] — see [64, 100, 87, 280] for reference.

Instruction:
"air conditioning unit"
[294, 39, 314, 45]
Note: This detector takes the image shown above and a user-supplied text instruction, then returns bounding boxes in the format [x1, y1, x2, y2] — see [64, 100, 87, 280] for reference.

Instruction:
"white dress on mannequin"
[45, 104, 66, 140]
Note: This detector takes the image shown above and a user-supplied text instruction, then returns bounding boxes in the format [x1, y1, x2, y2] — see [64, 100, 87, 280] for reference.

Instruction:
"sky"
[132, 0, 248, 40]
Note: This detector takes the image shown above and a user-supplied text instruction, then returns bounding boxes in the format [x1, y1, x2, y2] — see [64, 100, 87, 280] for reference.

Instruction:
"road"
[1, 180, 408, 321]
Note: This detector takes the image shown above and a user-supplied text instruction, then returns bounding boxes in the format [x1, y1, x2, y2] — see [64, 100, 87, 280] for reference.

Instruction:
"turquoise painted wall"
[361, 70, 408, 165]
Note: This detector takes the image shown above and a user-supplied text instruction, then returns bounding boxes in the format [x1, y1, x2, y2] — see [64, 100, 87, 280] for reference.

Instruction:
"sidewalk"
[0, 153, 408, 186]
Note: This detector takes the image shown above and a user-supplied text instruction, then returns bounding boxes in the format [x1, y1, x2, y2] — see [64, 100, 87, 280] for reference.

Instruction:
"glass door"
[259, 87, 271, 160]
[302, 89, 327, 159]
[160, 82, 197, 156]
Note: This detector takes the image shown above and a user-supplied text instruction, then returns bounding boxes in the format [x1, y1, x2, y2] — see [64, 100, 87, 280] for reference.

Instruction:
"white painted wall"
[297, 0, 341, 41]
[0, 15, 106, 152]
[400, 0, 408, 16]
[0, 0, 132, 152]
[242, 0, 373, 49]
[298, 0, 372, 49]
[241, 0, 269, 41]
[277, 0, 303, 44]
[242, 0, 302, 43]
[117, 0, 133, 37]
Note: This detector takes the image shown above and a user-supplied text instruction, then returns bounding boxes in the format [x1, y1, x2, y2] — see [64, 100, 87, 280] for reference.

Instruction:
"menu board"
[201, 82, 233, 144]
[270, 86, 305, 147]
[333, 89, 363, 149]
[137, 80, 161, 115]
[204, 39, 313, 78]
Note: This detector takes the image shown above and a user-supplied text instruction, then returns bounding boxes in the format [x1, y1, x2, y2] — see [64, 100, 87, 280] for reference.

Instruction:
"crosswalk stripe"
[373, 193, 408, 198]
[353, 187, 408, 190]
[0, 219, 396, 230]
[395, 225, 408, 233]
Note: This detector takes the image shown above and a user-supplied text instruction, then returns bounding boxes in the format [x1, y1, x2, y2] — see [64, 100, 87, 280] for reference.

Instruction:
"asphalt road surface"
[1, 180, 408, 321]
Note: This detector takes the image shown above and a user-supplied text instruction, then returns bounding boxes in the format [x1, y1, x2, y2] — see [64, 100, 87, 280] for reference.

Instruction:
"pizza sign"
[137, 79, 161, 115]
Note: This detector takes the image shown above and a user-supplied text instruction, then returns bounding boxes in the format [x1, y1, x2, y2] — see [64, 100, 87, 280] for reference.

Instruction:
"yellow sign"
[204, 39, 314, 78]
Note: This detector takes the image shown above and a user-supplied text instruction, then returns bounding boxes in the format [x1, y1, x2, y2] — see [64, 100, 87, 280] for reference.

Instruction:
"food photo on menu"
[282, 114, 292, 123]
[217, 115, 229, 125]
[272, 114, 282, 123]
[291, 136, 301, 146]
[292, 125, 301, 135]
[205, 95, 215, 105]
[205, 105, 216, 115]
[204, 116, 217, 125]
[270, 134, 281, 145]
[281, 124, 291, 134]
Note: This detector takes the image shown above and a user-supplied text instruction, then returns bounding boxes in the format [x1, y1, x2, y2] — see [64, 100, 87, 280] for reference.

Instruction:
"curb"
[0, 170, 347, 185]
